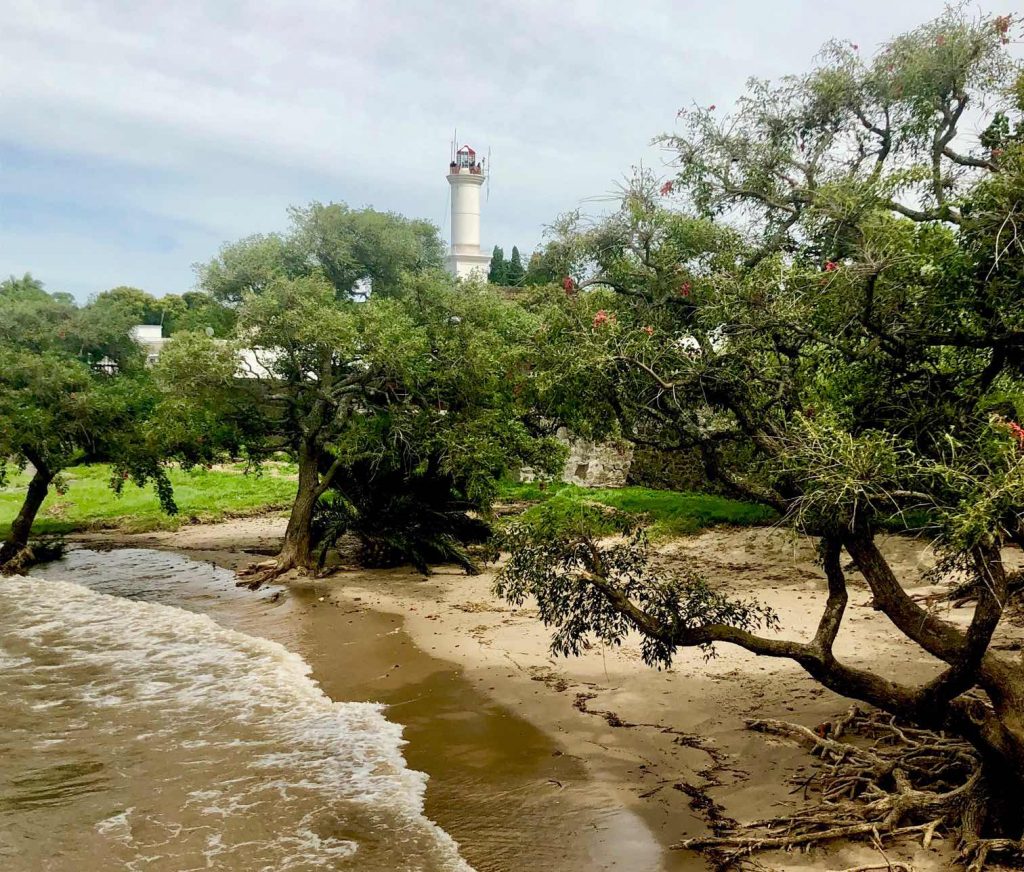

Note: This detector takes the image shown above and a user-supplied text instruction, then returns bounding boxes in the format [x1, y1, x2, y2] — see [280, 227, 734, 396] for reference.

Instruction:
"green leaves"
[496, 505, 778, 667]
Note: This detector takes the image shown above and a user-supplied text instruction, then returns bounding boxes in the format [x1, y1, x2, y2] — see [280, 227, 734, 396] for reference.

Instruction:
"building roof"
[457, 145, 476, 155]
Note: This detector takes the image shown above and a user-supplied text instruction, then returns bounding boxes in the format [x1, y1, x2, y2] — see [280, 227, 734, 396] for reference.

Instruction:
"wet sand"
[73, 519, 1024, 872]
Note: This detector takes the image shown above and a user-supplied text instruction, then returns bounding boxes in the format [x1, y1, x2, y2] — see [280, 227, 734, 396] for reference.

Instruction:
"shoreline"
[70, 516, 1024, 871]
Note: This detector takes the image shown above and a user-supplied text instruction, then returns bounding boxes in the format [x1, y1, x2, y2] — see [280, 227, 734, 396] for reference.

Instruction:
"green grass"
[0, 463, 297, 537]
[497, 480, 777, 538]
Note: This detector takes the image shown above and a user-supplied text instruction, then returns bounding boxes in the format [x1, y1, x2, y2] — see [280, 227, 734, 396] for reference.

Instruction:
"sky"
[2, 0, 1020, 300]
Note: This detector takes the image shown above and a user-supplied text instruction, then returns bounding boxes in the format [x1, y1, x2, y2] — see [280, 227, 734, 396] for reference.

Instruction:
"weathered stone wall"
[626, 445, 711, 492]
[519, 427, 634, 488]
[558, 430, 633, 488]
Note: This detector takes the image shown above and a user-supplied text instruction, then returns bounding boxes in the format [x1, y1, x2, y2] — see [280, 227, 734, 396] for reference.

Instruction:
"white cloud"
[2, 0, 1020, 297]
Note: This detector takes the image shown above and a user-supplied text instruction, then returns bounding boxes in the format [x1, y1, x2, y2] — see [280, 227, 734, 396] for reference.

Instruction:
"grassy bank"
[0, 463, 297, 537]
[497, 480, 776, 538]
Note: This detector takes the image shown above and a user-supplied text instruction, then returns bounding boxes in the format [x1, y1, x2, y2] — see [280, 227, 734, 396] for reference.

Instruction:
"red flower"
[679, 281, 692, 297]
[593, 310, 610, 328]
[660, 180, 675, 196]
[824, 260, 839, 272]
[562, 275, 576, 295]
[1009, 422, 1024, 449]
[992, 147, 1004, 159]
[708, 104, 716, 111]
[642, 325, 654, 336]
[851, 43, 859, 50]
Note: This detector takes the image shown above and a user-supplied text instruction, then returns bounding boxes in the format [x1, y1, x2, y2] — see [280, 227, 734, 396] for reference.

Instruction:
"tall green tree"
[201, 203, 444, 305]
[505, 245, 526, 286]
[487, 245, 507, 284]
[0, 278, 177, 572]
[185, 203, 555, 582]
[502, 10, 1024, 862]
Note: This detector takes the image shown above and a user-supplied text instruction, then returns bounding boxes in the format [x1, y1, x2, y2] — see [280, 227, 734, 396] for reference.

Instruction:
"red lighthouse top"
[449, 143, 484, 175]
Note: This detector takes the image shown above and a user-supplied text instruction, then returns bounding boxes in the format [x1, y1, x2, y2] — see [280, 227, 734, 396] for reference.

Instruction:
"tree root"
[943, 571, 1024, 609]
[236, 557, 301, 589]
[827, 864, 914, 872]
[0, 544, 36, 576]
[672, 707, 1023, 871]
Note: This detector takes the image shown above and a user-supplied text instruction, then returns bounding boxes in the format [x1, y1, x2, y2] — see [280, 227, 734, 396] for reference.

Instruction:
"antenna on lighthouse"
[486, 147, 492, 201]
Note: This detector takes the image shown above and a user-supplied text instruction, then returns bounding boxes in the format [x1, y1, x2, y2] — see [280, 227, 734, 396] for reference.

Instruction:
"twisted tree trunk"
[0, 463, 53, 574]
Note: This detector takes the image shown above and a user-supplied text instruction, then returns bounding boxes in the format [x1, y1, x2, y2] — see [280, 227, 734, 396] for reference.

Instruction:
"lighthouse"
[445, 144, 491, 280]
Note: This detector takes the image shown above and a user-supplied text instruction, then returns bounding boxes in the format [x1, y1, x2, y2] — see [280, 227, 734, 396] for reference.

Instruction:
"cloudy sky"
[2, 0, 1019, 300]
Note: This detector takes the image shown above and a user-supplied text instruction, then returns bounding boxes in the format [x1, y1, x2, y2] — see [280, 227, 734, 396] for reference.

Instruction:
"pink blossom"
[708, 104, 716, 111]
[562, 276, 576, 295]
[642, 325, 654, 336]
[660, 180, 675, 196]
[1009, 422, 1024, 449]
[824, 260, 839, 272]
[593, 310, 610, 328]
[679, 281, 692, 297]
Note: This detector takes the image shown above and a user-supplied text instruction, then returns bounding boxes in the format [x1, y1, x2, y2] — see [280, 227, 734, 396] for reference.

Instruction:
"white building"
[445, 145, 491, 280]
[130, 324, 169, 365]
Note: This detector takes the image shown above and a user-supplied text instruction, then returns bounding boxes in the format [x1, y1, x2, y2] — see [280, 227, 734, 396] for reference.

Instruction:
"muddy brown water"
[3, 548, 671, 871]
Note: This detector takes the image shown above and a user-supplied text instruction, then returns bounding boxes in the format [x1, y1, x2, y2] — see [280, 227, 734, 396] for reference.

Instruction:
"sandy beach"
[71, 516, 1024, 872]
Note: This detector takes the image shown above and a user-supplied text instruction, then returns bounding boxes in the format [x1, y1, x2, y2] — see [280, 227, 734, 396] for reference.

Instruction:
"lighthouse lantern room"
[445, 143, 491, 280]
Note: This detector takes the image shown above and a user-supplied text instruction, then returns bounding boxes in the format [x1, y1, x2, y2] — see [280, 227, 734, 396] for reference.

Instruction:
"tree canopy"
[169, 203, 561, 582]
[501, 9, 1024, 861]
[0, 276, 193, 571]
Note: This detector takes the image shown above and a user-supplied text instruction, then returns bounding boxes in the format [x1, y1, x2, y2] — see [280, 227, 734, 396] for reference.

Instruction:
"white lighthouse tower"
[445, 144, 491, 280]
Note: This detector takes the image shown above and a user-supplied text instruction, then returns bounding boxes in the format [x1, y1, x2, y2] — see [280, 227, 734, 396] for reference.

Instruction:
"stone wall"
[519, 427, 634, 488]
[626, 445, 711, 492]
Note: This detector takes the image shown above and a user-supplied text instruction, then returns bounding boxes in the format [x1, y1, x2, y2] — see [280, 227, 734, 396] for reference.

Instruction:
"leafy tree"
[487, 245, 507, 284]
[201, 203, 444, 305]
[310, 281, 565, 573]
[503, 9, 1024, 862]
[505, 245, 526, 286]
[0, 279, 176, 572]
[522, 250, 556, 286]
[185, 204, 557, 582]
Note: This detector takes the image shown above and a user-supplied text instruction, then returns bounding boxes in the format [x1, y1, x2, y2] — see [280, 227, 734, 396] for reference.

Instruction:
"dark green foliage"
[505, 246, 526, 286]
[0, 276, 217, 568]
[488, 245, 506, 284]
[312, 461, 491, 575]
[496, 505, 778, 666]
[523, 250, 558, 286]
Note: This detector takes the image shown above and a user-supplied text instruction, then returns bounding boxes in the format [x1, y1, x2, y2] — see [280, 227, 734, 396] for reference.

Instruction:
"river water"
[0, 550, 473, 872]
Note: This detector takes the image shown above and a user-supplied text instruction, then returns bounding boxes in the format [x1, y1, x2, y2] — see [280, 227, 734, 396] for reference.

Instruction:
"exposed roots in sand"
[0, 544, 35, 576]
[236, 557, 303, 589]
[674, 707, 1024, 871]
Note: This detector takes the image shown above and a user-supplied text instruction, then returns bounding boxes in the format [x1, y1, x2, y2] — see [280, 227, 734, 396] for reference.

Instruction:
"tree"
[0, 279, 176, 572]
[201, 202, 445, 305]
[488, 245, 507, 284]
[522, 250, 556, 286]
[501, 9, 1024, 864]
[505, 245, 526, 286]
[187, 204, 556, 582]
[311, 281, 563, 573]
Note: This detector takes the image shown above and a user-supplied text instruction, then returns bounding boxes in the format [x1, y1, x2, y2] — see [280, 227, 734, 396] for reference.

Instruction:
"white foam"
[0, 575, 474, 871]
